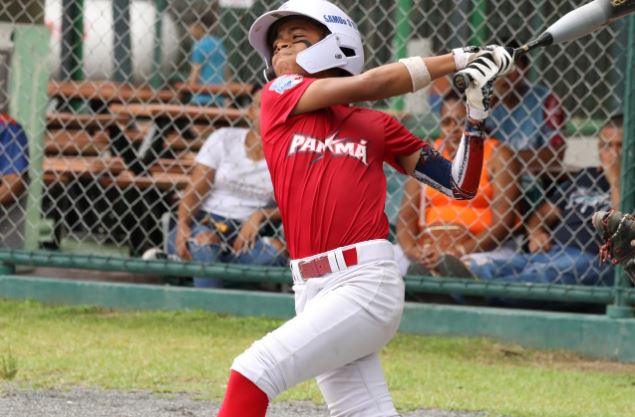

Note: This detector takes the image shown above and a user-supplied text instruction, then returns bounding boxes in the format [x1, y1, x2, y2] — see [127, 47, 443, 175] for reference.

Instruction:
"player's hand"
[233, 213, 261, 255]
[485, 45, 515, 76]
[452, 46, 483, 71]
[175, 225, 192, 260]
[461, 47, 512, 120]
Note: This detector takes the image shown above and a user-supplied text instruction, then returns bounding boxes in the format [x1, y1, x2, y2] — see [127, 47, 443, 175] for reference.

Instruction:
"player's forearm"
[360, 54, 456, 101]
[412, 121, 485, 200]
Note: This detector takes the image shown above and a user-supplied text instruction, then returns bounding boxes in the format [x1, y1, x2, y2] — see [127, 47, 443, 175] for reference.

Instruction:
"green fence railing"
[1, 249, 634, 307]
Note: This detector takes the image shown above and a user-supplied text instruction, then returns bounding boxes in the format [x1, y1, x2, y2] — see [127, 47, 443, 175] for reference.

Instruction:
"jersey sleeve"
[260, 75, 316, 133]
[382, 113, 426, 174]
[195, 129, 224, 169]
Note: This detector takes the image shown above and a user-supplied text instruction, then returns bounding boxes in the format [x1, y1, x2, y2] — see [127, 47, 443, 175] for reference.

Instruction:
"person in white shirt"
[167, 87, 286, 288]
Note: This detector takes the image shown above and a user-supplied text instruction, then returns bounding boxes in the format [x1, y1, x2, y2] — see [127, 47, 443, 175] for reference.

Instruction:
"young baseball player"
[215, 1, 514, 416]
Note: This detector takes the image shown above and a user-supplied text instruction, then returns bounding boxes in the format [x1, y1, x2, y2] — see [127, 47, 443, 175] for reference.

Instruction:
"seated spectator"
[187, 12, 228, 107]
[448, 115, 624, 290]
[488, 39, 567, 211]
[0, 114, 29, 249]
[164, 87, 287, 288]
[395, 89, 521, 276]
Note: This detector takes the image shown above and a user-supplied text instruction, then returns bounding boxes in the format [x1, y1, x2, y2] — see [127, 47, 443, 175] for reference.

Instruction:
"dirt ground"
[0, 384, 487, 417]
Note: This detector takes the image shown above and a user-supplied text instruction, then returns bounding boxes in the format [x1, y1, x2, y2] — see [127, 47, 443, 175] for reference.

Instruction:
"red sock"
[216, 370, 269, 417]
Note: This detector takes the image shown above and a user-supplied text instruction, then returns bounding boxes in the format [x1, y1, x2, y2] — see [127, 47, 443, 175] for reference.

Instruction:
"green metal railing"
[1, 249, 633, 306]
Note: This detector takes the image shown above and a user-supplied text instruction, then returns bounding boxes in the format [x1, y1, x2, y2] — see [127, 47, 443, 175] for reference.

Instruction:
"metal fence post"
[151, 0, 168, 89]
[61, 0, 84, 81]
[9, 26, 51, 251]
[469, 0, 487, 45]
[390, 0, 412, 112]
[607, 14, 635, 319]
[113, 0, 133, 83]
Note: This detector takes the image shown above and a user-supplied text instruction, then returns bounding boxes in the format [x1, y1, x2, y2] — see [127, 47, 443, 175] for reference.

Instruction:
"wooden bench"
[48, 80, 178, 103]
[47, 111, 133, 130]
[109, 103, 246, 124]
[175, 82, 253, 97]
[42, 156, 128, 185]
[49, 80, 253, 104]
[101, 170, 191, 191]
[150, 153, 196, 174]
[123, 121, 213, 151]
[44, 112, 133, 164]
[45, 130, 110, 155]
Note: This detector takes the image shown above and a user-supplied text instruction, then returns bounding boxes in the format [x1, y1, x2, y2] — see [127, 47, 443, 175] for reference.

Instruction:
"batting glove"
[451, 46, 482, 71]
[485, 45, 515, 76]
[461, 47, 514, 121]
[462, 51, 498, 121]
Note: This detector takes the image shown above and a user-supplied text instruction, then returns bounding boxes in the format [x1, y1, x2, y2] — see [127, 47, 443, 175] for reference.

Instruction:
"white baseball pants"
[232, 239, 404, 417]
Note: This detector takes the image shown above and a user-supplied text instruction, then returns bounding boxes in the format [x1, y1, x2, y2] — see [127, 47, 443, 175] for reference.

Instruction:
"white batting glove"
[451, 46, 482, 71]
[485, 45, 515, 76]
[462, 50, 499, 121]
[460, 47, 514, 121]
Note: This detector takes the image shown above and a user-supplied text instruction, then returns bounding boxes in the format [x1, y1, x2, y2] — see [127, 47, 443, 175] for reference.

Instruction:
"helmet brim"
[248, 10, 320, 67]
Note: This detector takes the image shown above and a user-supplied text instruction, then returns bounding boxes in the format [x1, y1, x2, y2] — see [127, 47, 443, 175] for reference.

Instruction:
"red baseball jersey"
[261, 75, 425, 259]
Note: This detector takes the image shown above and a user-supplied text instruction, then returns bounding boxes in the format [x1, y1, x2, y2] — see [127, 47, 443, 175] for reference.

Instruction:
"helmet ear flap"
[263, 67, 277, 82]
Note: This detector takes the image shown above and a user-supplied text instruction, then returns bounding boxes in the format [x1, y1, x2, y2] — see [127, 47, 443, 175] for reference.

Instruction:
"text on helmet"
[323, 15, 357, 29]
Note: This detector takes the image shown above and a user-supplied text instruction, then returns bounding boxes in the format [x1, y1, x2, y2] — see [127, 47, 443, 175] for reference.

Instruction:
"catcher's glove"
[592, 209, 635, 283]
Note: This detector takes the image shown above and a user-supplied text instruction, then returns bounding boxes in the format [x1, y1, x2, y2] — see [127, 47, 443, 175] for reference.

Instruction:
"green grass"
[1, 299, 634, 417]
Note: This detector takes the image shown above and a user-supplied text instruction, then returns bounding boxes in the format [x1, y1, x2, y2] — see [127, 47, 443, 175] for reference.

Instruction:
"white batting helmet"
[248, 0, 364, 80]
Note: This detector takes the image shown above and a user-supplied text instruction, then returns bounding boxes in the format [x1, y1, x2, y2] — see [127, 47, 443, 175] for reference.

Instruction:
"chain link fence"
[0, 0, 633, 301]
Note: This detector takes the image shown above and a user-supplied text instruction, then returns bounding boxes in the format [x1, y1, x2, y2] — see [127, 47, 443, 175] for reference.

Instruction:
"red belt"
[298, 247, 359, 279]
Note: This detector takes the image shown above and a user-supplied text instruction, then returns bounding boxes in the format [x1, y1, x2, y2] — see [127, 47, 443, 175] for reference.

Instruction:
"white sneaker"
[141, 248, 179, 261]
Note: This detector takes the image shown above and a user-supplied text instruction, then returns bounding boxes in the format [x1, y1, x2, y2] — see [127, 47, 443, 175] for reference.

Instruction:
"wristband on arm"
[399, 57, 431, 92]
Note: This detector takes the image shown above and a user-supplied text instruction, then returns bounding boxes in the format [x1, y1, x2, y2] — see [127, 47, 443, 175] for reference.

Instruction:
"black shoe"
[438, 255, 478, 280]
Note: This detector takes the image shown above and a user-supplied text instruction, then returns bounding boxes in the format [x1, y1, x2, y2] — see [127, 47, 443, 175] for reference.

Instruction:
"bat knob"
[452, 72, 472, 92]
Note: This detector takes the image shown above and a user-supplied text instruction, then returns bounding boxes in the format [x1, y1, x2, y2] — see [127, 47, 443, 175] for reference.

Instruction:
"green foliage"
[1, 299, 634, 417]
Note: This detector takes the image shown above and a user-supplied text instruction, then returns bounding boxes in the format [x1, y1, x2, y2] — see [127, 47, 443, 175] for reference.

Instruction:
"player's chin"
[274, 60, 306, 77]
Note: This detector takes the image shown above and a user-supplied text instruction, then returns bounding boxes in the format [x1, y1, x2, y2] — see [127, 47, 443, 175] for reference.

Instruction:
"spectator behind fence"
[446, 115, 624, 293]
[395, 89, 521, 276]
[0, 114, 29, 249]
[162, 87, 287, 288]
[188, 12, 228, 106]
[488, 39, 566, 211]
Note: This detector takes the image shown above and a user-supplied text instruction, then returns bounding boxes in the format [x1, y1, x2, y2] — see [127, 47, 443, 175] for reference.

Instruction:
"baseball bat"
[453, 0, 635, 92]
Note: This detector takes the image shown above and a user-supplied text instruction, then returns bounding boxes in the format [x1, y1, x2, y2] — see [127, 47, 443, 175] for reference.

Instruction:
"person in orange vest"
[395, 88, 521, 276]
